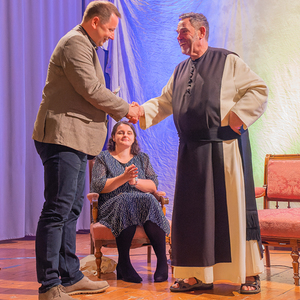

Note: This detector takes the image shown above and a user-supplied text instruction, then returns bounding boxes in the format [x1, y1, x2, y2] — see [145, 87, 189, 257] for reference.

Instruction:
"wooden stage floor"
[0, 231, 299, 299]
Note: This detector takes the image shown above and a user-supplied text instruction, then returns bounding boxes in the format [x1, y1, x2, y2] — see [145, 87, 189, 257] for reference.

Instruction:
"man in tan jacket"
[32, 2, 138, 300]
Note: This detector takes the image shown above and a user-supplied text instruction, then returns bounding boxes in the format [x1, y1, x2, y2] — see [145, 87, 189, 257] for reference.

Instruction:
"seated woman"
[90, 121, 170, 283]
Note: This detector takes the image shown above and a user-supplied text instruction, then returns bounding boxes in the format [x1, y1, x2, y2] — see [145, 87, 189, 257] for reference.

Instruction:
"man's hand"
[126, 102, 144, 124]
[229, 111, 244, 135]
[131, 102, 145, 117]
[126, 104, 139, 124]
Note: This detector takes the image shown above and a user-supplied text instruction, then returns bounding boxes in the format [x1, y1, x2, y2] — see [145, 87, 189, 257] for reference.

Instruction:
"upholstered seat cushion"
[258, 208, 300, 239]
[90, 223, 149, 247]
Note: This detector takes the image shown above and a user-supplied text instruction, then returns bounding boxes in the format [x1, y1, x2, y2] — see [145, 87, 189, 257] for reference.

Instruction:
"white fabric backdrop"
[108, 0, 300, 216]
[0, 0, 299, 240]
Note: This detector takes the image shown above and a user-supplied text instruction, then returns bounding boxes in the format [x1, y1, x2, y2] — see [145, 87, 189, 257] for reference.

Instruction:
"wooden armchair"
[255, 154, 300, 286]
[87, 191, 170, 278]
[87, 160, 171, 278]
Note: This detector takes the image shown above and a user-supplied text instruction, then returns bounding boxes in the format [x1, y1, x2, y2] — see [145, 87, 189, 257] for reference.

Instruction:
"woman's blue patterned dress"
[90, 150, 170, 237]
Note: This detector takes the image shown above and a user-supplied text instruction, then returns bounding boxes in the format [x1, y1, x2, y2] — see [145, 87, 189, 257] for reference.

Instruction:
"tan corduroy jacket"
[32, 25, 129, 156]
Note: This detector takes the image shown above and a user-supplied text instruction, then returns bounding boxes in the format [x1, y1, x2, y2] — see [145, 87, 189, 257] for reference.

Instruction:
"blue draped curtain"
[1, 0, 300, 240]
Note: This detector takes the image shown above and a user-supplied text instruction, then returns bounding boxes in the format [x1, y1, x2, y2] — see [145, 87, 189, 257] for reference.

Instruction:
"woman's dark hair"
[107, 121, 140, 155]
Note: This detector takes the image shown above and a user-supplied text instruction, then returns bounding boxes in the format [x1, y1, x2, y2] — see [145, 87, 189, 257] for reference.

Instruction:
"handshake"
[125, 101, 144, 124]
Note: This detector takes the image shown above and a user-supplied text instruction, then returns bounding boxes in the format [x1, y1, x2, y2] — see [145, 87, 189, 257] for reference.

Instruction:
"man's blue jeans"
[35, 141, 87, 293]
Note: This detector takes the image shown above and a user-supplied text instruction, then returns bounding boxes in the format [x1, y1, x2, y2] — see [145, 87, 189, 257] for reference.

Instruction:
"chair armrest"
[87, 193, 99, 223]
[255, 186, 266, 198]
[153, 191, 169, 206]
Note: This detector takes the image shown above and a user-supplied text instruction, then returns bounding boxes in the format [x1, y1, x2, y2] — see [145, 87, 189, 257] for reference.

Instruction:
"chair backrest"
[264, 154, 300, 208]
[89, 157, 96, 185]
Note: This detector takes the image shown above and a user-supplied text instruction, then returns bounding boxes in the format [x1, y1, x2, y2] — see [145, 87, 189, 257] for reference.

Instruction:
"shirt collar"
[79, 25, 98, 51]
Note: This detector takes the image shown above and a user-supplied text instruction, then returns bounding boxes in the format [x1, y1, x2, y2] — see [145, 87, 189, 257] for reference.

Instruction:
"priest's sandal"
[170, 277, 213, 292]
[239, 275, 261, 294]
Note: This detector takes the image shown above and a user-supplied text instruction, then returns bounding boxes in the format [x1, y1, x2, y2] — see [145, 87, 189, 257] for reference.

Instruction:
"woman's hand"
[100, 164, 138, 193]
[124, 164, 138, 183]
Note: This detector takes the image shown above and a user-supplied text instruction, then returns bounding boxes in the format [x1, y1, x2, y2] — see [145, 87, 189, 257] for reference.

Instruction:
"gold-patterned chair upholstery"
[255, 154, 300, 286]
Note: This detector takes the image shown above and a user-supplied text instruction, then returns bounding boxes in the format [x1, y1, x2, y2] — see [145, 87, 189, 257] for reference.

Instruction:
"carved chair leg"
[95, 246, 103, 278]
[90, 234, 94, 255]
[166, 237, 172, 259]
[168, 238, 173, 274]
[265, 245, 271, 267]
[147, 245, 151, 263]
[290, 241, 299, 286]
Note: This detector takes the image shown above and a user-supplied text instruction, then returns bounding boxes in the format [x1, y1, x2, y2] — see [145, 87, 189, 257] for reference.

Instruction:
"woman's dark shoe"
[154, 262, 168, 282]
[116, 264, 142, 283]
[154, 271, 168, 282]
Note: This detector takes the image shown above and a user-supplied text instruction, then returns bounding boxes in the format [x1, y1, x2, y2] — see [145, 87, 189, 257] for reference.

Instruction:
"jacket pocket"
[66, 111, 93, 122]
